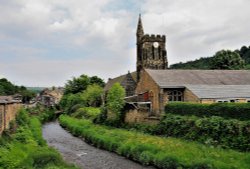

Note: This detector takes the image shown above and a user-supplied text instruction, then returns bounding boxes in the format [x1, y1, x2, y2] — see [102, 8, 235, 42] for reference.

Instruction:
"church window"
[152, 46, 155, 59]
[167, 90, 183, 102]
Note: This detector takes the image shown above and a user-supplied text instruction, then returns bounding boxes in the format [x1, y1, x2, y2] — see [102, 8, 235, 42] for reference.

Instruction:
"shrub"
[72, 107, 101, 120]
[16, 109, 29, 126]
[165, 102, 250, 121]
[31, 148, 64, 168]
[155, 114, 250, 151]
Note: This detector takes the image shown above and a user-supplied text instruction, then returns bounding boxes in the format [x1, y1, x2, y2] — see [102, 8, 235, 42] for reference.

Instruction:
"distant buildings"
[38, 87, 64, 107]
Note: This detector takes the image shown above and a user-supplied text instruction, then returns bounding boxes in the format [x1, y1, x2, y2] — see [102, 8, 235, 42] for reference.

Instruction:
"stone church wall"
[136, 69, 161, 116]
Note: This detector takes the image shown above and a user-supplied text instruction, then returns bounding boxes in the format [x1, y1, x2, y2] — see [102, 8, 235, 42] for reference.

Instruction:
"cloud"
[0, 0, 249, 86]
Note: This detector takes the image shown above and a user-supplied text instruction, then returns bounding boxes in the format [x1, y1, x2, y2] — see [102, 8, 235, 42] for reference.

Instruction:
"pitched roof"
[145, 69, 250, 87]
[104, 72, 136, 91]
[186, 85, 250, 99]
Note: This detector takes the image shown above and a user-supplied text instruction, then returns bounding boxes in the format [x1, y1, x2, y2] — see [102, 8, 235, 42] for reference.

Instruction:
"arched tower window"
[152, 46, 155, 60]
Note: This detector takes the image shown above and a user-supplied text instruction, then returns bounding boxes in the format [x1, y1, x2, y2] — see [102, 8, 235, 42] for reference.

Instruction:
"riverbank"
[59, 115, 250, 169]
[43, 121, 155, 169]
[0, 108, 77, 169]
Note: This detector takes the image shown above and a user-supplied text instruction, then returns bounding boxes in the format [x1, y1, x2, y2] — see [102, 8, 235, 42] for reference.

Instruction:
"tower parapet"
[136, 15, 168, 82]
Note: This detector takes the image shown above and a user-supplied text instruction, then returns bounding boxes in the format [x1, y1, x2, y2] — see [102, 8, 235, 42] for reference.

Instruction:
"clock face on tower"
[153, 42, 159, 48]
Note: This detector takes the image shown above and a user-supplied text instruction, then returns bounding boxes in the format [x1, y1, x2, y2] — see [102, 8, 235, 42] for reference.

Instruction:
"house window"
[247, 100, 250, 103]
[167, 90, 183, 102]
[216, 100, 229, 103]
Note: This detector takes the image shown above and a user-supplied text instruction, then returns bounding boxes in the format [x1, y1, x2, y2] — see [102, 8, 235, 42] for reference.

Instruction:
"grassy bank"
[59, 115, 250, 169]
[0, 109, 77, 169]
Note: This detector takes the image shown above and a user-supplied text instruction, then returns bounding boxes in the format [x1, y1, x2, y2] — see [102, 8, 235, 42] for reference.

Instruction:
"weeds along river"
[42, 121, 156, 169]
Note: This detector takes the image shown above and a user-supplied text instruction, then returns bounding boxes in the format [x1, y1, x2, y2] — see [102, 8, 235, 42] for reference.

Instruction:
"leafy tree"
[106, 83, 125, 119]
[64, 74, 105, 95]
[90, 76, 105, 87]
[81, 84, 103, 107]
[211, 50, 245, 69]
[64, 75, 90, 94]
[0, 78, 35, 103]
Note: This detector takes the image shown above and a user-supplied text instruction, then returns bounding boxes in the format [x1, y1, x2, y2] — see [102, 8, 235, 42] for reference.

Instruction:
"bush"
[165, 102, 250, 121]
[155, 114, 250, 151]
[16, 109, 29, 126]
[31, 148, 64, 168]
[72, 107, 101, 120]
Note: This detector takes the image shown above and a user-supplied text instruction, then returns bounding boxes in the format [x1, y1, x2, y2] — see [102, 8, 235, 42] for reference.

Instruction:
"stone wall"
[183, 88, 200, 102]
[124, 109, 160, 125]
[136, 69, 161, 116]
[0, 102, 22, 134]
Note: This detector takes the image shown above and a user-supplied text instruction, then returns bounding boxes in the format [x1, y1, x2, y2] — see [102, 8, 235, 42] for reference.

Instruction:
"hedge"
[59, 115, 250, 169]
[155, 114, 250, 151]
[165, 102, 250, 120]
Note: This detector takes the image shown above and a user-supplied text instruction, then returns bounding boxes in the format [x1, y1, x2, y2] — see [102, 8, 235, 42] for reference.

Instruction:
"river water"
[42, 121, 156, 169]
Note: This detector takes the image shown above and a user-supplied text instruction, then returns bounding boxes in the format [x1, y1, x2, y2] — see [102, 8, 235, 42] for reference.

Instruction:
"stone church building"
[105, 15, 250, 117]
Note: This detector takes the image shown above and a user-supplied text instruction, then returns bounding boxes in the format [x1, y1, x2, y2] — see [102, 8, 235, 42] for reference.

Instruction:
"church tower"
[136, 15, 168, 82]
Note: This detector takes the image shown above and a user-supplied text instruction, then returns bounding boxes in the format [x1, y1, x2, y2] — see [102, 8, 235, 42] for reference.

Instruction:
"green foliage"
[64, 74, 90, 94]
[237, 46, 250, 64]
[81, 84, 103, 107]
[211, 50, 245, 69]
[170, 57, 212, 69]
[0, 109, 76, 169]
[29, 148, 65, 168]
[155, 114, 250, 151]
[64, 74, 104, 95]
[60, 93, 86, 114]
[72, 107, 101, 120]
[16, 108, 30, 126]
[59, 115, 250, 169]
[0, 78, 35, 102]
[165, 102, 250, 121]
[106, 83, 125, 120]
[90, 76, 105, 88]
[170, 45, 250, 70]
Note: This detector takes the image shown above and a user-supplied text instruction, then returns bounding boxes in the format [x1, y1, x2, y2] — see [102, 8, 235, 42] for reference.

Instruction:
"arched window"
[167, 90, 183, 102]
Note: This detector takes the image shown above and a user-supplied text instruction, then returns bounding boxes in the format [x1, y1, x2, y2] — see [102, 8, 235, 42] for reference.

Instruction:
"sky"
[0, 0, 250, 87]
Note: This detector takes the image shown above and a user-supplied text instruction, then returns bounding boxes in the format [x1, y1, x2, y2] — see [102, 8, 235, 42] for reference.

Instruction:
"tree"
[106, 83, 125, 119]
[81, 84, 103, 107]
[211, 50, 245, 69]
[64, 74, 90, 94]
[90, 76, 105, 87]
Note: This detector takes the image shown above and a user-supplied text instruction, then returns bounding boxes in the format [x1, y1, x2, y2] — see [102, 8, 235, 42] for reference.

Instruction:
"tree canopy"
[211, 50, 245, 69]
[170, 45, 250, 69]
[64, 74, 104, 94]
[106, 83, 125, 115]
[0, 78, 35, 103]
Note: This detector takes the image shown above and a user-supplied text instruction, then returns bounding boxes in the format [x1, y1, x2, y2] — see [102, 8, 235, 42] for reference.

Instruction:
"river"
[42, 121, 156, 169]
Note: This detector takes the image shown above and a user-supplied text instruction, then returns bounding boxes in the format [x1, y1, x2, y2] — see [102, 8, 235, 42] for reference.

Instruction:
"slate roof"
[104, 71, 137, 91]
[0, 96, 21, 104]
[186, 85, 250, 99]
[146, 69, 250, 87]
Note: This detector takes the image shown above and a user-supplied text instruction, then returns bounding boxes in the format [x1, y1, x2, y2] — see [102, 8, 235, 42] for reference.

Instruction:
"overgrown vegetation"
[60, 74, 104, 114]
[155, 114, 250, 151]
[59, 115, 250, 169]
[170, 45, 250, 69]
[165, 102, 250, 121]
[0, 108, 77, 169]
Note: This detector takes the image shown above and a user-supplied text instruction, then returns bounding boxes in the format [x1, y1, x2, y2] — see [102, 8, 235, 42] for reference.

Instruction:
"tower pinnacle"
[136, 14, 144, 38]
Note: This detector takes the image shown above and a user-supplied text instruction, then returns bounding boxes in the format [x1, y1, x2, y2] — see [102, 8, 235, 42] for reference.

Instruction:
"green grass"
[59, 115, 250, 169]
[0, 109, 77, 169]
